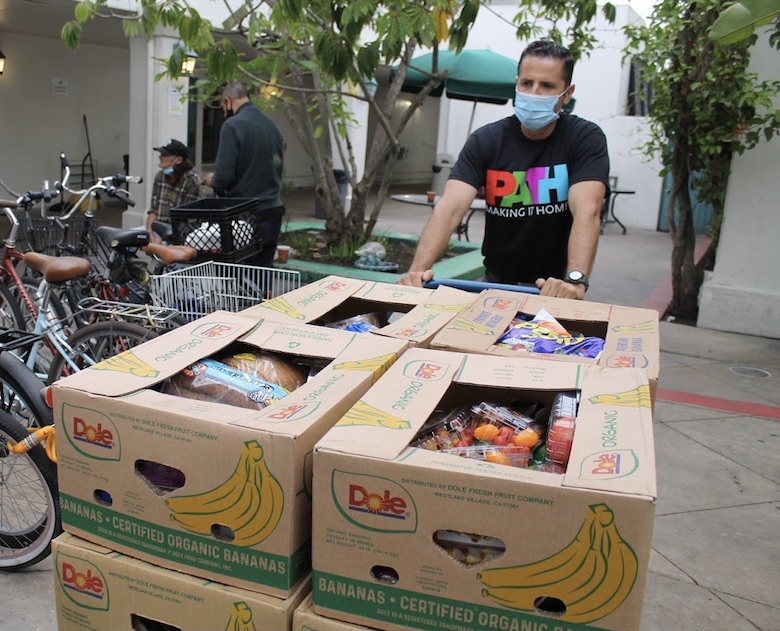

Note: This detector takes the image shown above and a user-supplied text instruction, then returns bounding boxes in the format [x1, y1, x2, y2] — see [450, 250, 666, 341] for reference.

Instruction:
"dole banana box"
[430, 290, 660, 402]
[312, 348, 656, 631]
[294, 594, 377, 631]
[241, 274, 474, 347]
[51, 310, 408, 598]
[52, 533, 310, 631]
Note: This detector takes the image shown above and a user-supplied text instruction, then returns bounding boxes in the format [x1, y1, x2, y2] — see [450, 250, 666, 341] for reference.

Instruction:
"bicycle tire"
[47, 320, 158, 383]
[0, 280, 25, 332]
[0, 351, 53, 429]
[0, 410, 61, 570]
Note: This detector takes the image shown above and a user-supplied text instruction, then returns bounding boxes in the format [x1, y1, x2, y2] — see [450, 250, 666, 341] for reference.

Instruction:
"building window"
[627, 58, 653, 116]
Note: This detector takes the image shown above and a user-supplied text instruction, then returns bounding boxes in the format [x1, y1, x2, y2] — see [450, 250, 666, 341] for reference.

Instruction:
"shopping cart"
[148, 261, 301, 322]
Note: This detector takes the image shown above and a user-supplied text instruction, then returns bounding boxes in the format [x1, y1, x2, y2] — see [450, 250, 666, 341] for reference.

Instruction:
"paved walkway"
[3, 187, 778, 631]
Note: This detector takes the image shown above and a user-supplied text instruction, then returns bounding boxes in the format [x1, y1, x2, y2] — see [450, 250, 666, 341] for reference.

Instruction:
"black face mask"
[225, 109, 235, 118]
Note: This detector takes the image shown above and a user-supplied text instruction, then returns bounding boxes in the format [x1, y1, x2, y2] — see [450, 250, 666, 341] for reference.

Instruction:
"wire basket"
[148, 261, 301, 322]
[19, 208, 92, 256]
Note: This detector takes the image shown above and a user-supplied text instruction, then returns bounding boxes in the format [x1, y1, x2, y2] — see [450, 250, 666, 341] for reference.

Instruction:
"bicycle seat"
[142, 242, 198, 266]
[95, 225, 150, 249]
[151, 220, 174, 242]
[23, 251, 93, 283]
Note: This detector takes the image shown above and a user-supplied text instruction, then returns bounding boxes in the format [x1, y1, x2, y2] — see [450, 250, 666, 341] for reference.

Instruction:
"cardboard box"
[242, 275, 473, 347]
[52, 532, 310, 631]
[52, 311, 408, 597]
[312, 348, 656, 631]
[430, 290, 660, 401]
[294, 594, 376, 631]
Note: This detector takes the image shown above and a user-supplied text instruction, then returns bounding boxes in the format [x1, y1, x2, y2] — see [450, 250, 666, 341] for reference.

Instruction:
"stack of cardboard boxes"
[50, 276, 660, 631]
[50, 277, 473, 631]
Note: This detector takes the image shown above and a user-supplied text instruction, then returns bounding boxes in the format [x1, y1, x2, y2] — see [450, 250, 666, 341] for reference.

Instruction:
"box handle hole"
[131, 613, 181, 631]
[93, 489, 113, 506]
[211, 524, 236, 542]
[534, 596, 567, 617]
[370, 565, 399, 584]
[433, 529, 506, 567]
[135, 459, 186, 494]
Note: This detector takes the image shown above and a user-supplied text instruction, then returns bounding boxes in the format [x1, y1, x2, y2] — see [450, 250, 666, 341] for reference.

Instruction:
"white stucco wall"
[0, 31, 130, 195]
[697, 32, 780, 339]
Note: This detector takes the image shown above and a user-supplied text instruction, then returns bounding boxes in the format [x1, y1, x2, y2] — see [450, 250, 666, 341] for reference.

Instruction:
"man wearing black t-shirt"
[398, 41, 609, 299]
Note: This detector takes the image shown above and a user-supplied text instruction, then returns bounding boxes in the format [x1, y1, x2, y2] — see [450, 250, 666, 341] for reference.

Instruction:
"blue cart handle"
[423, 278, 540, 294]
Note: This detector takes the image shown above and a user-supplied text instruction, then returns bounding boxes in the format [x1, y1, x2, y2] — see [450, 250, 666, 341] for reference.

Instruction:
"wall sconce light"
[0, 50, 6, 75]
[173, 43, 198, 76]
[180, 50, 198, 76]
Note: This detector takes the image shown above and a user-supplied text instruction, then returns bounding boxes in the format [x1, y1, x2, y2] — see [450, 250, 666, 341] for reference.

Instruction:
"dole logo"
[332, 470, 417, 533]
[191, 322, 237, 340]
[604, 353, 650, 370]
[393, 328, 421, 338]
[56, 552, 110, 611]
[322, 280, 349, 292]
[63, 404, 121, 461]
[482, 297, 519, 312]
[73, 417, 113, 448]
[578, 449, 639, 480]
[402, 359, 449, 381]
[266, 403, 308, 420]
[62, 562, 104, 596]
[349, 485, 407, 517]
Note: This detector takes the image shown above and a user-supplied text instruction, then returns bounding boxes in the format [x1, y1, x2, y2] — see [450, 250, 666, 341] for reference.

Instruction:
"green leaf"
[74, 2, 92, 24]
[709, 0, 780, 44]
[61, 21, 83, 51]
[206, 40, 239, 81]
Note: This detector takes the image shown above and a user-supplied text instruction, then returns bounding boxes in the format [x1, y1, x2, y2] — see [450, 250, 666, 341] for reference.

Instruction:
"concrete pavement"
[2, 187, 778, 630]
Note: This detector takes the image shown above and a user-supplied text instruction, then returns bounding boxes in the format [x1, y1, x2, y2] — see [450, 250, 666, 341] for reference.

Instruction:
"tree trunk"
[667, 145, 700, 322]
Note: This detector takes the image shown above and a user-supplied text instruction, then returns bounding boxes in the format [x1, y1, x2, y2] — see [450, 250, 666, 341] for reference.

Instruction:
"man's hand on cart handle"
[536, 277, 587, 300]
[398, 269, 434, 287]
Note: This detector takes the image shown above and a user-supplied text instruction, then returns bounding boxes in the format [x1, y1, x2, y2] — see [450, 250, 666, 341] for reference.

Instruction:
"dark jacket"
[210, 101, 284, 210]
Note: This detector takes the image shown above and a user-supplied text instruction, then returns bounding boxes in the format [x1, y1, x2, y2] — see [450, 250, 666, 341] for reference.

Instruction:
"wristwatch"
[564, 270, 589, 291]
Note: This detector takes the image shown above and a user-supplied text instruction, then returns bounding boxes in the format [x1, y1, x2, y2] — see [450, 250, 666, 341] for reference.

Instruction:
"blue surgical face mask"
[162, 166, 175, 175]
[514, 88, 568, 131]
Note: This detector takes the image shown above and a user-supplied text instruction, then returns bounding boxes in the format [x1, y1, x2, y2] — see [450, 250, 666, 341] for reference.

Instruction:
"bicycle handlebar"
[48, 153, 142, 220]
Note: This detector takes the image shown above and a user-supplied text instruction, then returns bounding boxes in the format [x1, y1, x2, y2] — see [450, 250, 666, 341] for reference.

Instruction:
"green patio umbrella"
[390, 49, 574, 133]
[391, 49, 517, 105]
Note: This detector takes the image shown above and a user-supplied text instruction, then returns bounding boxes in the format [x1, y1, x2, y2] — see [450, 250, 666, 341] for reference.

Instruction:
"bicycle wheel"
[0, 281, 24, 332]
[0, 410, 61, 570]
[47, 320, 158, 383]
[0, 352, 53, 429]
[8, 276, 70, 376]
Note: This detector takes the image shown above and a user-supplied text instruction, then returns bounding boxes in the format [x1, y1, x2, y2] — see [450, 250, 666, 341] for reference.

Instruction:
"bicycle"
[0, 407, 60, 570]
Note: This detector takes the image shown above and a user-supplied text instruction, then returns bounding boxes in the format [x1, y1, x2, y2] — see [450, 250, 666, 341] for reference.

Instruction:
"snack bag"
[496, 308, 604, 359]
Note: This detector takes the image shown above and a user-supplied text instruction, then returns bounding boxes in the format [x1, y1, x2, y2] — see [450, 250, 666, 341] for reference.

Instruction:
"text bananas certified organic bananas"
[165, 440, 284, 546]
[225, 601, 256, 631]
[478, 503, 638, 624]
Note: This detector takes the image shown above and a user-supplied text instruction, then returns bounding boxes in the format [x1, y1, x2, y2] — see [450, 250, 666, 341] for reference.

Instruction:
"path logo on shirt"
[486, 164, 569, 208]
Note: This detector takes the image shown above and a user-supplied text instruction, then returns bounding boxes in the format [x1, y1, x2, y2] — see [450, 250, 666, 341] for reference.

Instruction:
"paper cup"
[276, 245, 291, 264]
[426, 191, 436, 204]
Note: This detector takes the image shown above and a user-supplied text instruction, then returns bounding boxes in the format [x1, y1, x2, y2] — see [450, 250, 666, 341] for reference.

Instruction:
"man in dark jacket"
[203, 81, 285, 267]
